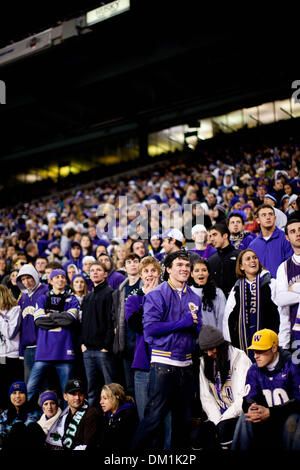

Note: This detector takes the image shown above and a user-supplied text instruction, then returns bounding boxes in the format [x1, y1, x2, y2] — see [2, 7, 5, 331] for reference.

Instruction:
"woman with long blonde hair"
[0, 284, 23, 410]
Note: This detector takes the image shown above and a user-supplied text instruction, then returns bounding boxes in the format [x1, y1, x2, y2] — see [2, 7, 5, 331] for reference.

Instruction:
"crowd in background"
[0, 138, 300, 452]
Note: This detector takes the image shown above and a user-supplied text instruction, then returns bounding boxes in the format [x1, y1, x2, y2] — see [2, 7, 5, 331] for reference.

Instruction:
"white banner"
[0, 29, 52, 66]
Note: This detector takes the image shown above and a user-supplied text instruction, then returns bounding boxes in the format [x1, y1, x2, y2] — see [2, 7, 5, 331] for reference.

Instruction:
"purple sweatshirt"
[125, 292, 150, 371]
[34, 291, 79, 361]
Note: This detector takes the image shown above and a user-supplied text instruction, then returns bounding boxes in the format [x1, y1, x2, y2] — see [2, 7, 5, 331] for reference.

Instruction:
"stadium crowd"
[1, 139, 300, 452]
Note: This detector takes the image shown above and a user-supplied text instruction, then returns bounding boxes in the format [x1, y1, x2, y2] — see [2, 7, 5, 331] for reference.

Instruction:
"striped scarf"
[62, 400, 89, 450]
[238, 275, 261, 357]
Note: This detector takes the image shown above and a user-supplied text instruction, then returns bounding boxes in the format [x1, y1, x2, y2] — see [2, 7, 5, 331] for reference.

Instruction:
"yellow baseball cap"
[247, 329, 279, 351]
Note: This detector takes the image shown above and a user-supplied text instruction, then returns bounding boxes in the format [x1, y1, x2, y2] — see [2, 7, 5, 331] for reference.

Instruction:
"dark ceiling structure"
[0, 2, 297, 179]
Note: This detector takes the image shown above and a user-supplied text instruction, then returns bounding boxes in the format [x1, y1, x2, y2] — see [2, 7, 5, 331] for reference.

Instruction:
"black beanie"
[198, 325, 225, 350]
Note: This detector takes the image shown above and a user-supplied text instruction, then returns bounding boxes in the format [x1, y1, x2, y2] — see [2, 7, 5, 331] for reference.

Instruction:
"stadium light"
[86, 0, 130, 27]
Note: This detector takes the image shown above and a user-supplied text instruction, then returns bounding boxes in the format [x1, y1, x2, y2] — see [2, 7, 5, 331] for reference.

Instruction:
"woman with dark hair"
[223, 249, 282, 361]
[0, 258, 9, 283]
[80, 235, 94, 257]
[287, 195, 300, 221]
[2, 269, 21, 300]
[212, 204, 227, 224]
[190, 325, 252, 450]
[0, 381, 44, 450]
[190, 256, 226, 333]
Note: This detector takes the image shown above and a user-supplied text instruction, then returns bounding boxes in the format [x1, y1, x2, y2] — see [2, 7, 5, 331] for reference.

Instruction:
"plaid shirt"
[0, 408, 41, 438]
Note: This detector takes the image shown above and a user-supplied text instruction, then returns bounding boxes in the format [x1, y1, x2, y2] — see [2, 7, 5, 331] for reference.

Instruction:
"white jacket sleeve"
[275, 262, 300, 307]
[223, 288, 236, 342]
[270, 277, 291, 349]
[199, 359, 222, 425]
[219, 348, 252, 422]
[0, 306, 21, 340]
[215, 288, 227, 334]
[278, 305, 291, 349]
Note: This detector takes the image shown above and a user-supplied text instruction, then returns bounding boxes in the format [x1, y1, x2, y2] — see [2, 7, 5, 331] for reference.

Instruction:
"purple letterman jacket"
[143, 281, 202, 362]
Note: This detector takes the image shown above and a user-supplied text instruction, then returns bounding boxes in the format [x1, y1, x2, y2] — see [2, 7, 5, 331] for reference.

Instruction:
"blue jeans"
[283, 413, 300, 450]
[134, 369, 172, 450]
[232, 412, 289, 450]
[24, 347, 36, 383]
[27, 361, 74, 402]
[134, 370, 150, 421]
[131, 363, 194, 451]
[83, 349, 117, 406]
[123, 357, 135, 397]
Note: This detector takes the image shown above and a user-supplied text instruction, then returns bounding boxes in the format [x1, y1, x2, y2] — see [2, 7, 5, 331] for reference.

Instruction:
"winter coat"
[200, 345, 252, 425]
[81, 281, 114, 351]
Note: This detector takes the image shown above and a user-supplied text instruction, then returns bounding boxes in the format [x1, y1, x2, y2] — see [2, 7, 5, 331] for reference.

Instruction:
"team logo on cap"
[73, 380, 80, 387]
[253, 334, 262, 342]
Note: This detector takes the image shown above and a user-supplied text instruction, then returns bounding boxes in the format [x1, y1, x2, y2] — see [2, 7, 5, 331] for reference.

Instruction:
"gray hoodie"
[16, 264, 40, 294]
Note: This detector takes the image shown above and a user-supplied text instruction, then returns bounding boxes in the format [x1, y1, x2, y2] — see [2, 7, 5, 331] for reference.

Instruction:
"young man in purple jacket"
[131, 251, 202, 452]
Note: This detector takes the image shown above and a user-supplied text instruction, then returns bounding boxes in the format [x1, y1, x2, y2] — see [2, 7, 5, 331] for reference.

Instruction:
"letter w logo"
[254, 334, 262, 342]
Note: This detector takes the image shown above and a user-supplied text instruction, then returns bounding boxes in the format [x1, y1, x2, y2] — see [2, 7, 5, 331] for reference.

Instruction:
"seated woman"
[191, 325, 252, 450]
[223, 249, 283, 361]
[0, 381, 44, 450]
[37, 390, 62, 436]
[99, 383, 139, 453]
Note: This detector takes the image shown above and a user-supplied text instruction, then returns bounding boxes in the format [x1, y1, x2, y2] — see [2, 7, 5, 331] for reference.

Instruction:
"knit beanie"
[9, 381, 27, 397]
[39, 391, 59, 408]
[50, 268, 66, 280]
[198, 325, 225, 350]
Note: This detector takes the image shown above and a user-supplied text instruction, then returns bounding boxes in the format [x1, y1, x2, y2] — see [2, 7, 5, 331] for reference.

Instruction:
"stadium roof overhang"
[0, 1, 296, 173]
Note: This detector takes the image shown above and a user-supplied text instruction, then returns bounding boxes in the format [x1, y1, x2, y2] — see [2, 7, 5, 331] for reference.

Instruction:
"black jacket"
[99, 403, 139, 453]
[207, 244, 240, 298]
[80, 281, 114, 350]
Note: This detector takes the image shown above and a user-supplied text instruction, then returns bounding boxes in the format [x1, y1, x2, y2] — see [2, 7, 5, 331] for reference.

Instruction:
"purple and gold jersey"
[209, 372, 234, 414]
[34, 291, 79, 361]
[244, 350, 300, 407]
[18, 282, 49, 357]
